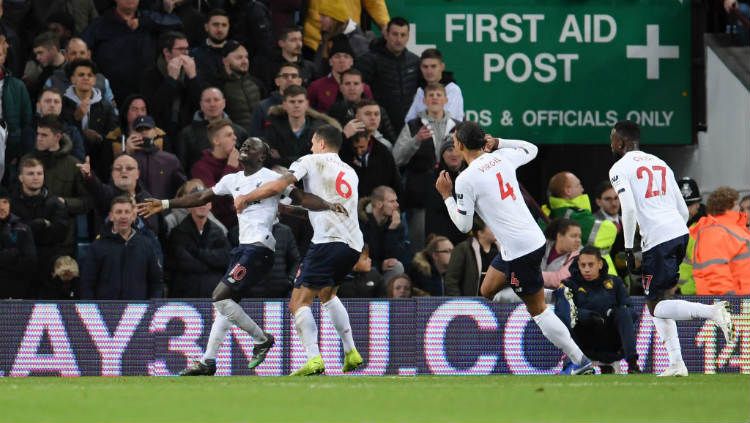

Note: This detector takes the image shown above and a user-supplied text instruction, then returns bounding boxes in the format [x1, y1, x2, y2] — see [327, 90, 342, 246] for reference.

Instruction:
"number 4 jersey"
[609, 150, 688, 252]
[289, 153, 364, 252]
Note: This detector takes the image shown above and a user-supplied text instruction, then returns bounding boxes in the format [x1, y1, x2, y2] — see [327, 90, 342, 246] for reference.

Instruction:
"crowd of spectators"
[0, 0, 747, 302]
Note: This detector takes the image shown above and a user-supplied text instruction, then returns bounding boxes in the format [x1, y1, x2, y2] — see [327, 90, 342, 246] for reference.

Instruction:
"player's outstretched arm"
[137, 190, 215, 218]
[289, 189, 348, 216]
[235, 173, 297, 212]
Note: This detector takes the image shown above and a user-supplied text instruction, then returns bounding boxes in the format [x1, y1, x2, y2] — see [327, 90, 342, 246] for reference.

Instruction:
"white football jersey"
[289, 153, 364, 251]
[609, 151, 688, 252]
[212, 168, 292, 250]
[454, 145, 545, 261]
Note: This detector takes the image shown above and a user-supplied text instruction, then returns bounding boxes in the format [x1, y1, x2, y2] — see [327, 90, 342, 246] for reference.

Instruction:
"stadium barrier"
[1, 297, 747, 376]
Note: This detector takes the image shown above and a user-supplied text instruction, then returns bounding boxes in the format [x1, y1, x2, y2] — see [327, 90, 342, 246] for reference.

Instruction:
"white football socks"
[322, 296, 356, 353]
[532, 306, 585, 365]
[202, 314, 232, 362]
[653, 300, 714, 321]
[652, 316, 683, 365]
[213, 299, 267, 343]
[294, 306, 321, 359]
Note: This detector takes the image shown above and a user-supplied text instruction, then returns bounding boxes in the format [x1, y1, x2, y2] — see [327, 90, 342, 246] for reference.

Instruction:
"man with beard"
[192, 9, 229, 87]
[137, 137, 347, 376]
[219, 40, 265, 134]
[254, 26, 315, 93]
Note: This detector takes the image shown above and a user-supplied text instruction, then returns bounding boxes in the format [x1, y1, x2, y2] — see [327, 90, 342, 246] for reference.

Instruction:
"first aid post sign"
[388, 0, 691, 145]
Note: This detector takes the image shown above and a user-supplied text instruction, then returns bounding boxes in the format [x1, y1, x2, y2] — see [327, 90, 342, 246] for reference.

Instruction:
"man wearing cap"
[141, 31, 203, 141]
[122, 115, 186, 199]
[677, 177, 705, 295]
[0, 186, 37, 299]
[307, 34, 371, 113]
[219, 40, 265, 134]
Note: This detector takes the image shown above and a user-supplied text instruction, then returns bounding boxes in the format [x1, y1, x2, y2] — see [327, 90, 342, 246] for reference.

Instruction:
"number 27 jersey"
[609, 151, 688, 251]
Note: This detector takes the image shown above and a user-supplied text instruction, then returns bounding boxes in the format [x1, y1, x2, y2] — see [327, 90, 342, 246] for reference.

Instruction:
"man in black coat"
[356, 17, 420, 127]
[79, 196, 163, 300]
[0, 187, 37, 299]
[359, 186, 410, 283]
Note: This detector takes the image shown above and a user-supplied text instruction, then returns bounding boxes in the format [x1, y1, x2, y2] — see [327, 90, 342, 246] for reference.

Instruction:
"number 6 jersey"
[609, 150, 689, 252]
[289, 153, 364, 252]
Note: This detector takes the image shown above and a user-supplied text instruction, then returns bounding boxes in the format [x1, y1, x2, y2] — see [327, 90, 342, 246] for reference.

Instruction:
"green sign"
[387, 0, 692, 144]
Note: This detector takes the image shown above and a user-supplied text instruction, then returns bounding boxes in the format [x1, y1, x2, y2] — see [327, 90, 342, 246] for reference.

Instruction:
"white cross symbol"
[626, 25, 679, 80]
[406, 23, 436, 56]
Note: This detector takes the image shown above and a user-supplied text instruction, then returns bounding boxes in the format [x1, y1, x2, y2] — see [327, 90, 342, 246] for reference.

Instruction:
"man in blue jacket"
[78, 195, 163, 300]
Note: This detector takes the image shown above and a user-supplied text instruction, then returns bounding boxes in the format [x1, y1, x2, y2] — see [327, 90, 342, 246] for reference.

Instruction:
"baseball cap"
[133, 115, 155, 130]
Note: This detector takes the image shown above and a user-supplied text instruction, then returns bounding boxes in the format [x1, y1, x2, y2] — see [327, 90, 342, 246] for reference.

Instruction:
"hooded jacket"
[690, 211, 750, 295]
[263, 105, 341, 168]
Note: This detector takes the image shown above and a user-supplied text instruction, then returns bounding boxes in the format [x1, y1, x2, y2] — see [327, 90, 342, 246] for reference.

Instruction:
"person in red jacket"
[691, 186, 750, 295]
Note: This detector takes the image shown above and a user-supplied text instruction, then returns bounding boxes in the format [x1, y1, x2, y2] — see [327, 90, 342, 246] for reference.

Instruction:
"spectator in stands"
[307, 34, 368, 113]
[690, 186, 750, 295]
[21, 88, 86, 161]
[81, 0, 181, 104]
[359, 185, 409, 282]
[546, 171, 617, 274]
[337, 246, 385, 298]
[107, 94, 168, 154]
[740, 194, 750, 215]
[164, 179, 226, 238]
[79, 196, 163, 300]
[40, 6, 92, 36]
[593, 180, 625, 276]
[10, 157, 69, 298]
[165, 183, 230, 298]
[0, 26, 32, 173]
[191, 9, 229, 86]
[386, 274, 413, 298]
[0, 5, 23, 77]
[141, 31, 202, 141]
[395, 82, 459, 251]
[555, 246, 640, 374]
[405, 48, 464, 123]
[444, 217, 497, 296]
[424, 140, 466, 246]
[49, 255, 78, 299]
[677, 177, 705, 295]
[44, 12, 75, 50]
[121, 115, 185, 199]
[339, 102, 400, 197]
[313, 3, 370, 75]
[244, 218, 300, 299]
[176, 86, 247, 172]
[0, 187, 36, 299]
[249, 62, 302, 137]
[328, 69, 395, 146]
[303, 0, 390, 58]
[254, 26, 315, 92]
[44, 38, 116, 107]
[408, 235, 453, 296]
[24, 32, 66, 101]
[219, 40, 265, 134]
[225, 0, 274, 59]
[357, 17, 420, 126]
[60, 59, 117, 181]
[190, 119, 241, 230]
[25, 115, 92, 257]
[264, 84, 339, 168]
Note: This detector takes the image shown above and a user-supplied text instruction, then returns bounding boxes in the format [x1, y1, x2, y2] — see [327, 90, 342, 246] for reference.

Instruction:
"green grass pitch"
[1, 374, 748, 423]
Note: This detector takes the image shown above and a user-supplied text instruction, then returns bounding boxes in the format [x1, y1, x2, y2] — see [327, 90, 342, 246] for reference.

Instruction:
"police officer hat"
[678, 177, 701, 205]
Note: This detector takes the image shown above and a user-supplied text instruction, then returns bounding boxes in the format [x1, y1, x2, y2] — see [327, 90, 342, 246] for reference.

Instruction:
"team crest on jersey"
[603, 279, 613, 290]
[610, 175, 619, 183]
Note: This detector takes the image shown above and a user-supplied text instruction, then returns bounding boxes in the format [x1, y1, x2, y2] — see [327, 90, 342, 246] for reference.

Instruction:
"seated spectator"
[24, 32, 66, 101]
[219, 40, 265, 134]
[190, 119, 242, 230]
[0, 187, 36, 299]
[44, 38, 116, 106]
[386, 274, 428, 298]
[328, 69, 395, 146]
[408, 235, 453, 296]
[243, 219, 300, 299]
[307, 34, 371, 113]
[120, 115, 186, 199]
[359, 186, 409, 282]
[141, 31, 202, 141]
[264, 84, 339, 168]
[546, 171, 617, 274]
[249, 62, 303, 137]
[405, 48, 464, 122]
[691, 186, 750, 295]
[60, 59, 117, 181]
[554, 247, 640, 374]
[79, 196, 163, 300]
[394, 82, 460, 251]
[0, 29, 33, 172]
[253, 26, 316, 92]
[424, 140, 467, 246]
[339, 102, 401, 197]
[21, 88, 85, 161]
[164, 179, 227, 237]
[444, 217, 498, 296]
[337, 246, 385, 298]
[10, 157, 69, 299]
[49, 255, 79, 299]
[191, 9, 230, 86]
[24, 115, 92, 257]
[165, 184, 231, 298]
[176, 86, 247, 172]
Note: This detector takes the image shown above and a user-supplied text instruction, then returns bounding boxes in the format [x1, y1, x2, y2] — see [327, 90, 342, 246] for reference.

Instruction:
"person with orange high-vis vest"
[690, 186, 750, 295]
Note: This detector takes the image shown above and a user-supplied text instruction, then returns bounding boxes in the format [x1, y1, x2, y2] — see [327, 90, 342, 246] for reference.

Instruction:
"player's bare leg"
[318, 287, 362, 372]
[480, 267, 506, 299]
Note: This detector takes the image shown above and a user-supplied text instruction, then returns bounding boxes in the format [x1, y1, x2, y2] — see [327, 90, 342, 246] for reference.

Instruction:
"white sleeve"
[610, 166, 637, 249]
[446, 83, 464, 121]
[404, 88, 422, 123]
[288, 156, 309, 181]
[444, 176, 474, 233]
[495, 139, 538, 167]
[211, 174, 232, 196]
